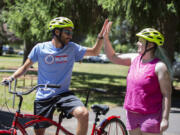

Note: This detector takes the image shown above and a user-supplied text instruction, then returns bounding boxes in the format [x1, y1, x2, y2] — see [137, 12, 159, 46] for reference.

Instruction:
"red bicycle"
[0, 81, 128, 135]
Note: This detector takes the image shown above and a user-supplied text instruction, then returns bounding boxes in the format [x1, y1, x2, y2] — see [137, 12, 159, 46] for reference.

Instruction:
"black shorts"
[34, 91, 84, 129]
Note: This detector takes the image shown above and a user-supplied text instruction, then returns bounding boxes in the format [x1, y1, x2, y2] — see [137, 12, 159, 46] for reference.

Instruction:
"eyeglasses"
[62, 30, 73, 36]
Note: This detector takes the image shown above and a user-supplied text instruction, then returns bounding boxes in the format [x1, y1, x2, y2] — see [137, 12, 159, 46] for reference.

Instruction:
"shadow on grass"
[1, 55, 20, 58]
[1, 69, 127, 107]
[27, 71, 127, 106]
[71, 71, 127, 106]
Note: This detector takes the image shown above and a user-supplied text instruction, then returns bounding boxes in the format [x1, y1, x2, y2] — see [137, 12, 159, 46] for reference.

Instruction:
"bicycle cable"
[0, 85, 12, 113]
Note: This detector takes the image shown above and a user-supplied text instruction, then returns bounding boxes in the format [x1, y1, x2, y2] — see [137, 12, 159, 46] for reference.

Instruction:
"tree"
[0, 0, 8, 55]
[1, 0, 52, 63]
[98, 0, 180, 62]
[1, 0, 107, 63]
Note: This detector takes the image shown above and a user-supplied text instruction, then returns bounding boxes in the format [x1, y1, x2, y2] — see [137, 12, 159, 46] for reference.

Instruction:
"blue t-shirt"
[28, 41, 87, 100]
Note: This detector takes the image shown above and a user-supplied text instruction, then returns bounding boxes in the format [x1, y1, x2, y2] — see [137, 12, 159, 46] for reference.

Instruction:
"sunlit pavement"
[1, 106, 180, 135]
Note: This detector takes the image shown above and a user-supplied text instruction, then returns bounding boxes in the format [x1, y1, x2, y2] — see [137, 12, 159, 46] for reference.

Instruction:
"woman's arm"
[156, 62, 172, 132]
[103, 21, 138, 66]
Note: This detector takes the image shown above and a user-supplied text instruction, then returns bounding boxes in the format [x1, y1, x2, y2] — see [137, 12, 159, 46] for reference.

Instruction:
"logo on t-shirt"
[44, 54, 68, 64]
[45, 54, 54, 64]
[55, 55, 68, 63]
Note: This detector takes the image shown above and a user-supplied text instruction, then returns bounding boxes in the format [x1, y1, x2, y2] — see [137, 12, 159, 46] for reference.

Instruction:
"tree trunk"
[22, 39, 34, 64]
[162, 14, 178, 94]
[163, 14, 178, 63]
[0, 44, 2, 56]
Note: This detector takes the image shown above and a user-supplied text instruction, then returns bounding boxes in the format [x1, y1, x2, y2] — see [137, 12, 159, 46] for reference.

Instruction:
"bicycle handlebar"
[1, 80, 106, 108]
[91, 88, 107, 93]
[84, 88, 107, 107]
[1, 80, 61, 96]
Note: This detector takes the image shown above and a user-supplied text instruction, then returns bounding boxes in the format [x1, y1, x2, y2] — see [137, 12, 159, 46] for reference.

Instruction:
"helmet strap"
[140, 41, 156, 60]
[54, 28, 65, 48]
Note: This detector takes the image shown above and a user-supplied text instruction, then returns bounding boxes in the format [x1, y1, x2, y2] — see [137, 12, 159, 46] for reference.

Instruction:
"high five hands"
[99, 19, 113, 39]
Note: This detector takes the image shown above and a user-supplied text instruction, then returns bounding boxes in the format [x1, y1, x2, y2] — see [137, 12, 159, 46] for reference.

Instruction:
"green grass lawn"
[0, 55, 129, 112]
[0, 55, 24, 69]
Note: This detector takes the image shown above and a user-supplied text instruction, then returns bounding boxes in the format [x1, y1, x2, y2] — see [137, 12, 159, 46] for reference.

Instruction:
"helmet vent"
[148, 36, 153, 39]
[59, 23, 64, 25]
[153, 32, 159, 35]
[143, 32, 150, 35]
[142, 30, 147, 33]
[64, 20, 70, 24]
[157, 37, 162, 40]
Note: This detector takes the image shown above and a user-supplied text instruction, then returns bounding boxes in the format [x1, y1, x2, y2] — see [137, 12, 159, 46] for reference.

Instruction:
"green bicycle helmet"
[49, 17, 74, 31]
[136, 28, 164, 46]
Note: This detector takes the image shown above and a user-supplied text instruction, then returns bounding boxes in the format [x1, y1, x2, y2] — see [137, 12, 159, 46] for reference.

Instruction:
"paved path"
[45, 106, 180, 135]
[107, 107, 180, 135]
[0, 106, 180, 135]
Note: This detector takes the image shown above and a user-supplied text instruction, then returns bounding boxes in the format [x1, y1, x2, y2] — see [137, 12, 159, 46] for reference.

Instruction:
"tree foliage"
[2, 0, 52, 42]
[1, 0, 180, 63]
[1, 0, 108, 42]
[1, 0, 107, 63]
[98, 0, 180, 62]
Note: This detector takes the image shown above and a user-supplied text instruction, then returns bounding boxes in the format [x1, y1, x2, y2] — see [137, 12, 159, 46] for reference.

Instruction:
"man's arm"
[2, 58, 33, 81]
[156, 62, 172, 132]
[84, 19, 109, 56]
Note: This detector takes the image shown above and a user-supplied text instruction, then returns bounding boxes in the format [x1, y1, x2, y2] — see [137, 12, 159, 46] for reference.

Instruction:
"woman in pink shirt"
[103, 22, 172, 135]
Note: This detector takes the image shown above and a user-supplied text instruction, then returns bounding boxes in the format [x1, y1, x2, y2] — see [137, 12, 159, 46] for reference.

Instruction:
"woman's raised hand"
[104, 21, 112, 39]
[98, 19, 109, 38]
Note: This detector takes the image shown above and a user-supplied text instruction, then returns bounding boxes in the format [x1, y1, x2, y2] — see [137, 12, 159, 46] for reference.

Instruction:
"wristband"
[98, 34, 103, 39]
[10, 76, 15, 82]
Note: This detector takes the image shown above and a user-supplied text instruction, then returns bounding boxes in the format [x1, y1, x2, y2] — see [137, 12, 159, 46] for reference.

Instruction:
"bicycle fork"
[11, 112, 28, 135]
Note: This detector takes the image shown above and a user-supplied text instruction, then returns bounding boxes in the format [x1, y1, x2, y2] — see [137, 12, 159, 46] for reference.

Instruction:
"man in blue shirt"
[3, 17, 108, 135]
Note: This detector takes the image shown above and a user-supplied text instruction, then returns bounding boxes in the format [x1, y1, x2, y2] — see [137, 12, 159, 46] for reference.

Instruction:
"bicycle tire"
[99, 117, 128, 135]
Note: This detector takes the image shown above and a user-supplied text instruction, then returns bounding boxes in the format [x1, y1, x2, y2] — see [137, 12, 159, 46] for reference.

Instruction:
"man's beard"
[60, 38, 71, 45]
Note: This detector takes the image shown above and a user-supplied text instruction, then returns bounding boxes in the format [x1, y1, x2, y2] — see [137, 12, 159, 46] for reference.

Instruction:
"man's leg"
[72, 106, 89, 135]
[34, 97, 55, 135]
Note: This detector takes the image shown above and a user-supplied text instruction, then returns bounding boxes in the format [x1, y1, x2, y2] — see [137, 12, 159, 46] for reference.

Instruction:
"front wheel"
[99, 117, 128, 135]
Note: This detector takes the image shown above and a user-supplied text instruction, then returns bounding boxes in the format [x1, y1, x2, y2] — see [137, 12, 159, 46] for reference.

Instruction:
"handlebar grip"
[46, 84, 61, 88]
[1, 80, 10, 86]
[91, 88, 107, 93]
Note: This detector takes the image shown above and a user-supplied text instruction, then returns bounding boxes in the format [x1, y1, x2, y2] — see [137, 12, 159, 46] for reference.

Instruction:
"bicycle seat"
[91, 104, 109, 115]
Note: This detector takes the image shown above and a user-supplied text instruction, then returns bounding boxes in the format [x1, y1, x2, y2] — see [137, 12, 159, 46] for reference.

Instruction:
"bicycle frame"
[0, 111, 74, 135]
[0, 115, 121, 135]
[0, 83, 75, 135]
[0, 82, 127, 135]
